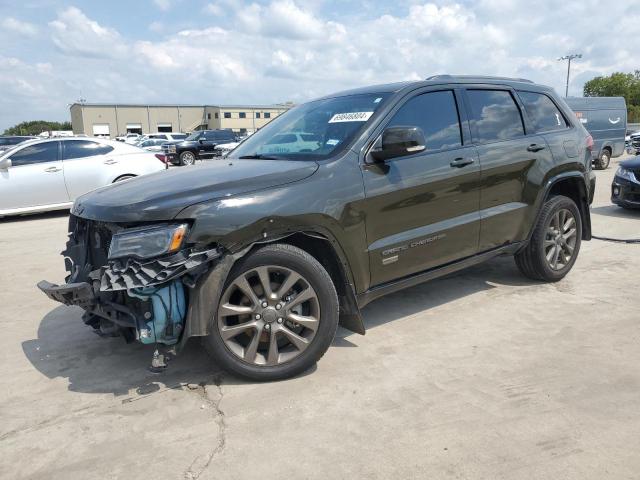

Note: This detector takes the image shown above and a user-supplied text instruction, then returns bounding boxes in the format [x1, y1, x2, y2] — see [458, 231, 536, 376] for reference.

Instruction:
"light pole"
[558, 54, 582, 98]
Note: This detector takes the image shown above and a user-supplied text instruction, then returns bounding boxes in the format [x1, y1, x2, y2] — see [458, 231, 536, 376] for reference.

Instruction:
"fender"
[528, 171, 592, 242]
[181, 226, 366, 345]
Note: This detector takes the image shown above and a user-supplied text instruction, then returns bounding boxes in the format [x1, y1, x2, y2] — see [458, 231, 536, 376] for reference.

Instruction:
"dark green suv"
[39, 76, 596, 381]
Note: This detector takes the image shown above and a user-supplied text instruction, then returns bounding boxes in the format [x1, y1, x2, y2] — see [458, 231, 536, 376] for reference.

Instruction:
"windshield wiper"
[238, 154, 282, 160]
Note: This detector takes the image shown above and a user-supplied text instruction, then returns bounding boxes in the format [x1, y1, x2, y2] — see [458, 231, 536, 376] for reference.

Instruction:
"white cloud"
[204, 2, 223, 15]
[49, 7, 127, 59]
[1, 17, 38, 37]
[237, 0, 327, 39]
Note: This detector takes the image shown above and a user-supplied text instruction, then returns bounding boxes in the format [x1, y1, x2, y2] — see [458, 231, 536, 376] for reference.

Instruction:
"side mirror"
[0, 158, 11, 170]
[369, 126, 427, 162]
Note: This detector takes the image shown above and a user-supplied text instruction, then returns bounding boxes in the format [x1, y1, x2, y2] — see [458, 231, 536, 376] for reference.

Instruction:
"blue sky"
[0, 0, 637, 131]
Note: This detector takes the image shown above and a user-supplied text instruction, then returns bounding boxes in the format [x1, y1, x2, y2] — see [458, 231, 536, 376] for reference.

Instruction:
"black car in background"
[162, 129, 239, 166]
[0, 136, 37, 153]
[611, 155, 640, 209]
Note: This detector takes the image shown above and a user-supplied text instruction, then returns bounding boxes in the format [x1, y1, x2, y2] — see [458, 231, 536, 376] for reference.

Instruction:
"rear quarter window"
[517, 91, 568, 132]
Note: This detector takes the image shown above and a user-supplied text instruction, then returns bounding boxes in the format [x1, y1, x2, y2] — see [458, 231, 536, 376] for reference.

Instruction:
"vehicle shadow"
[22, 256, 533, 395]
[361, 255, 534, 329]
[0, 210, 69, 224]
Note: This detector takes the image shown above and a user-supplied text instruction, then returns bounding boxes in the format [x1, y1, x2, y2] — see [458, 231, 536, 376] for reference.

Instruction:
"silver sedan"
[0, 137, 167, 217]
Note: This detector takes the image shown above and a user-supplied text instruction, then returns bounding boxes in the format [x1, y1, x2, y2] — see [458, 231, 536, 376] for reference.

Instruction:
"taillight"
[586, 135, 594, 152]
[155, 154, 167, 163]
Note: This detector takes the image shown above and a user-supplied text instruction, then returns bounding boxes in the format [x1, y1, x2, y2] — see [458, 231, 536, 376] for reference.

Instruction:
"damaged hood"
[72, 159, 319, 222]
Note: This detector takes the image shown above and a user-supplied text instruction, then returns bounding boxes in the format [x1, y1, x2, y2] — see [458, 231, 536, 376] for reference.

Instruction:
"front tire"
[179, 151, 196, 166]
[203, 244, 339, 381]
[515, 195, 582, 282]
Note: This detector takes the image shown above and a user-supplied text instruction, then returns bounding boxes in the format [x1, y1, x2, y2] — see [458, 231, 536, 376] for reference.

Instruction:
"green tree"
[583, 71, 640, 123]
[3, 120, 73, 136]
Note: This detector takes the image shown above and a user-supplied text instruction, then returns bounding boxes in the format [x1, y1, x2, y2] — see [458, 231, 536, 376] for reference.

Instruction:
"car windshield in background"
[185, 132, 201, 141]
[0, 137, 27, 145]
[232, 93, 390, 160]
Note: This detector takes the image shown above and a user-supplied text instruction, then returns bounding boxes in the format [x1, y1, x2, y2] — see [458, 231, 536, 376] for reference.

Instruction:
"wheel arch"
[113, 173, 137, 183]
[271, 231, 365, 335]
[543, 174, 592, 240]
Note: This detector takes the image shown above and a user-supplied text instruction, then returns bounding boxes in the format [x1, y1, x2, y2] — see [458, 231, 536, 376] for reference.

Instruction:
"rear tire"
[515, 195, 582, 282]
[203, 243, 339, 381]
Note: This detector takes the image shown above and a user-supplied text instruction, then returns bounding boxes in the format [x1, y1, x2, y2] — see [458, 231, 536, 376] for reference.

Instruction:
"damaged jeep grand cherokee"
[39, 76, 596, 381]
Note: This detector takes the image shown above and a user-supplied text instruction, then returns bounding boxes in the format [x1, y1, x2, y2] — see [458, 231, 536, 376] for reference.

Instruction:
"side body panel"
[462, 86, 556, 250]
[0, 141, 69, 211]
[179, 151, 372, 294]
[361, 146, 480, 286]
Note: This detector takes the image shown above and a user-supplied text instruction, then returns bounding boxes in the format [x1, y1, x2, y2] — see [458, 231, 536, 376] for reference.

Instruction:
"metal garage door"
[92, 124, 110, 136]
[126, 123, 142, 134]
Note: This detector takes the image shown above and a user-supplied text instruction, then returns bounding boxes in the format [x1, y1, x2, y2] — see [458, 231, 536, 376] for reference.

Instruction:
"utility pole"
[558, 54, 582, 97]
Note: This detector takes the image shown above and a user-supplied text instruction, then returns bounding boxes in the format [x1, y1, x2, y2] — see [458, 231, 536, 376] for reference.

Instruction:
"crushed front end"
[38, 214, 221, 349]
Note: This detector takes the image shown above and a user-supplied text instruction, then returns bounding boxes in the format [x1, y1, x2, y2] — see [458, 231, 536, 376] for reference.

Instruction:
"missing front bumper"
[37, 280, 95, 308]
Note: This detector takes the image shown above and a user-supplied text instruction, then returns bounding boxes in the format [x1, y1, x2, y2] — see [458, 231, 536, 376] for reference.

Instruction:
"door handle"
[44, 166, 61, 173]
[527, 144, 546, 152]
[450, 157, 474, 168]
[103, 159, 118, 165]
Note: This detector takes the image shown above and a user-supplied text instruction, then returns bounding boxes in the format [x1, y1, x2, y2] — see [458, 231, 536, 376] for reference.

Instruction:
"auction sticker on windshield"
[328, 112, 374, 123]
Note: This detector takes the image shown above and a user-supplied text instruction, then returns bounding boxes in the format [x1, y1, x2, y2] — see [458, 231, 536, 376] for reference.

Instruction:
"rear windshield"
[231, 93, 390, 160]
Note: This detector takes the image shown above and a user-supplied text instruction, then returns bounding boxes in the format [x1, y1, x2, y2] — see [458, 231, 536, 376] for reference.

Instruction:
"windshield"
[185, 132, 202, 141]
[231, 93, 390, 160]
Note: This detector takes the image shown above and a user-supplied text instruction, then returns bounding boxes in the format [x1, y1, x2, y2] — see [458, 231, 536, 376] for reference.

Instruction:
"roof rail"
[426, 74, 534, 84]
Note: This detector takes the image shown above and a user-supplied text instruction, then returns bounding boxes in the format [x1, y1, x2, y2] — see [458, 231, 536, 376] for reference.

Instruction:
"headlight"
[616, 166, 637, 183]
[108, 224, 188, 260]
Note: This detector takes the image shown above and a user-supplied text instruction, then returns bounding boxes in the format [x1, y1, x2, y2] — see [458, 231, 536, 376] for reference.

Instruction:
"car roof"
[5, 136, 125, 149]
[317, 75, 553, 101]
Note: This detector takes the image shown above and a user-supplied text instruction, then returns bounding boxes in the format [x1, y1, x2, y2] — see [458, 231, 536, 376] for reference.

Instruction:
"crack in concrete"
[184, 375, 227, 480]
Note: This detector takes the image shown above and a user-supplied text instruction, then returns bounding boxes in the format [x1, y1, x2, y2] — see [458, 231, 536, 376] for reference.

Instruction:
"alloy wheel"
[182, 152, 195, 165]
[217, 265, 320, 366]
[544, 208, 577, 270]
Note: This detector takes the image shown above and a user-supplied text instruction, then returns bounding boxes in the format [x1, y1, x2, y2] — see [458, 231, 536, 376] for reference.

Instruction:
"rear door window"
[9, 142, 59, 166]
[387, 90, 462, 151]
[517, 91, 568, 132]
[466, 89, 525, 143]
[64, 140, 114, 159]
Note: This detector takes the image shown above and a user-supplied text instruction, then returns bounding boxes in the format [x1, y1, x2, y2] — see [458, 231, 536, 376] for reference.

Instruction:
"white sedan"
[0, 137, 167, 217]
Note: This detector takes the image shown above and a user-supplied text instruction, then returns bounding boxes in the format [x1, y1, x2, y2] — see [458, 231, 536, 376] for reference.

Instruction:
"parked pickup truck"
[162, 129, 239, 166]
